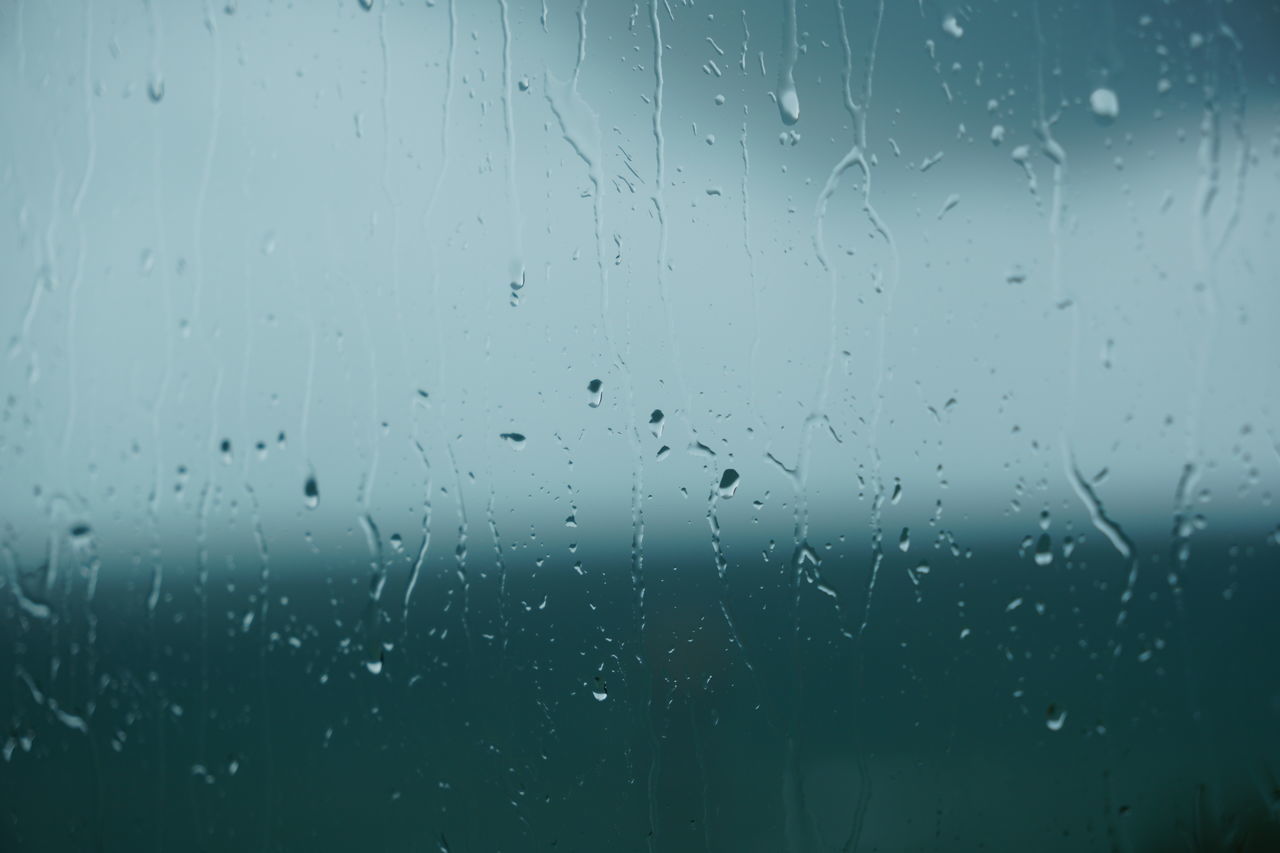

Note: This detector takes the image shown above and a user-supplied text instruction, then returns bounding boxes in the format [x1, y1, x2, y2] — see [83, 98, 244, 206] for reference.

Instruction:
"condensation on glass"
[1, 0, 1277, 850]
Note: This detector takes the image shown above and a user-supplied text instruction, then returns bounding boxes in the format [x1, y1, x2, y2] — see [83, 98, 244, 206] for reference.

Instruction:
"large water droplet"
[649, 409, 665, 438]
[1034, 533, 1053, 566]
[587, 379, 603, 408]
[304, 474, 320, 509]
[1090, 87, 1119, 122]
[591, 677, 608, 701]
[717, 468, 740, 499]
[500, 432, 527, 450]
[777, 82, 800, 125]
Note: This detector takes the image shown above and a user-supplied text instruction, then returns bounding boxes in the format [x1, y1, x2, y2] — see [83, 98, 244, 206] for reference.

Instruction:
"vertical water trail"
[446, 440, 472, 648]
[498, 0, 525, 295]
[243, 483, 273, 851]
[62, 0, 95, 457]
[545, 1, 654, 841]
[377, 3, 410, 411]
[1031, 0, 1079, 422]
[192, 363, 221, 835]
[544, 0, 649, 651]
[191, 0, 221, 372]
[142, 9, 171, 844]
[646, 0, 700, 447]
[403, 438, 432, 638]
[777, 0, 800, 125]
[144, 0, 173, 620]
[851, 0, 898, 642]
[706, 485, 752, 670]
[740, 13, 764, 438]
[423, 0, 456, 624]
[288, 253, 319, 507]
[356, 293, 384, 669]
[485, 461, 511, 658]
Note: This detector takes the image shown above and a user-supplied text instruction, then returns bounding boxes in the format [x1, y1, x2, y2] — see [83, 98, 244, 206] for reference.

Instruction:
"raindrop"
[1046, 706, 1067, 731]
[942, 14, 964, 38]
[587, 379, 603, 408]
[656, 445, 671, 461]
[649, 409, 665, 437]
[777, 82, 800, 126]
[1034, 533, 1053, 566]
[500, 432, 527, 450]
[1089, 87, 1119, 122]
[304, 474, 320, 509]
[358, 0, 373, 10]
[518, 76, 531, 92]
[147, 74, 165, 103]
[389, 533, 403, 553]
[898, 527, 910, 552]
[219, 439, 232, 464]
[591, 676, 608, 701]
[890, 482, 903, 504]
[69, 523, 92, 543]
[717, 469, 740, 499]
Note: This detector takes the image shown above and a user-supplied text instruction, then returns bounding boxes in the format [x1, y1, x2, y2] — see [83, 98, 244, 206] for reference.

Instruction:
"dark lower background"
[2, 526, 1278, 852]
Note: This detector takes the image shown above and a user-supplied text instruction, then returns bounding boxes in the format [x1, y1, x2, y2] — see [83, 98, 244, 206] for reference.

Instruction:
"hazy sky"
[1, 0, 1276, 561]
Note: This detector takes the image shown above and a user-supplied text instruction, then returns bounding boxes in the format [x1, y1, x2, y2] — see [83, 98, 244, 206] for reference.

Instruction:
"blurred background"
[1, 0, 1278, 849]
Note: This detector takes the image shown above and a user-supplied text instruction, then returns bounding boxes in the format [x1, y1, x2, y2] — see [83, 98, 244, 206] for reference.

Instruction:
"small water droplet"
[147, 74, 165, 103]
[656, 445, 671, 461]
[898, 527, 910, 552]
[500, 432, 527, 450]
[389, 533, 403, 553]
[942, 14, 964, 38]
[717, 468, 740, 499]
[564, 514, 577, 528]
[1046, 706, 1067, 731]
[890, 482, 903, 504]
[358, 0, 373, 10]
[219, 439, 232, 464]
[591, 676, 608, 701]
[587, 379, 603, 408]
[304, 474, 320, 509]
[517, 76, 531, 92]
